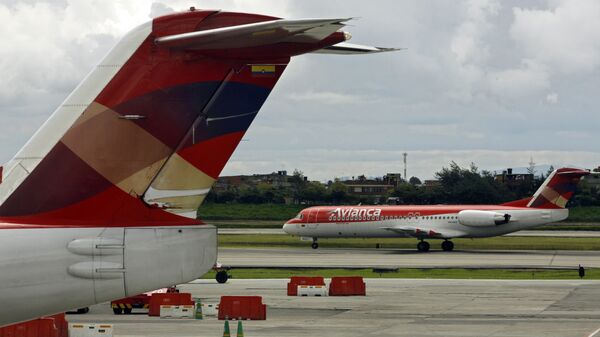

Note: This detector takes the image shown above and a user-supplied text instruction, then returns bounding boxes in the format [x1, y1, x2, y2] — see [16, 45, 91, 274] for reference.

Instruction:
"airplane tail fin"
[0, 10, 390, 225]
[525, 168, 589, 209]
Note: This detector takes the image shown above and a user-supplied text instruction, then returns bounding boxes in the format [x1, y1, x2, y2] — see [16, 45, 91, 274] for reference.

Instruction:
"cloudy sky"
[1, 0, 599, 180]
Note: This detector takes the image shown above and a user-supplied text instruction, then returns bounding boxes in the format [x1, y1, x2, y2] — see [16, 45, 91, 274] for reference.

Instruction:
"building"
[213, 170, 294, 192]
[494, 168, 534, 188]
[341, 175, 394, 203]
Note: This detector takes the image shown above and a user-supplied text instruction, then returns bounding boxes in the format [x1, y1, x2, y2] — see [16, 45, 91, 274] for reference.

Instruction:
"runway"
[218, 247, 600, 269]
[69, 279, 600, 337]
[218, 228, 600, 237]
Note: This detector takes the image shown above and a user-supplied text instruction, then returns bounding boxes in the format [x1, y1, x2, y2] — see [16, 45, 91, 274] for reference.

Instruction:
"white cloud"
[286, 90, 369, 105]
[1, 1, 599, 181]
[510, 0, 600, 74]
[486, 59, 550, 98]
[451, 0, 501, 65]
[546, 92, 559, 104]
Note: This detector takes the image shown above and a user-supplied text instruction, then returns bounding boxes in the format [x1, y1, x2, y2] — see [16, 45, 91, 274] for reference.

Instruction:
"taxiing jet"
[0, 9, 392, 326]
[283, 168, 589, 252]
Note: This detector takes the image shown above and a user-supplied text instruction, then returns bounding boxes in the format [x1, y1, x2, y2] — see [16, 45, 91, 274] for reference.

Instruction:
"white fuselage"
[0, 225, 216, 326]
[283, 208, 568, 239]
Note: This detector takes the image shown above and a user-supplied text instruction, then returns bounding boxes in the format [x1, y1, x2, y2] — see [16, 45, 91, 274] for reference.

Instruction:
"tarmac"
[68, 278, 600, 337]
[218, 247, 600, 269]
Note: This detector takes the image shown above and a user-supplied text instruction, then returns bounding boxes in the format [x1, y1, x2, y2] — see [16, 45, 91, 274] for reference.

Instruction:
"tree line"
[205, 163, 600, 207]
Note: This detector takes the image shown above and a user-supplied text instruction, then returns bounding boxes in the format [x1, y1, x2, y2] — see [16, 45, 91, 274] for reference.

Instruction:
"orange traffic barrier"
[149, 293, 194, 317]
[47, 314, 68, 337]
[0, 316, 61, 337]
[287, 276, 325, 296]
[218, 296, 266, 320]
[329, 276, 366, 296]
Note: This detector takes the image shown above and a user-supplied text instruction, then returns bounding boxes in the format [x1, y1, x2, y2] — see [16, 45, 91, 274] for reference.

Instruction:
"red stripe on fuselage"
[287, 205, 528, 224]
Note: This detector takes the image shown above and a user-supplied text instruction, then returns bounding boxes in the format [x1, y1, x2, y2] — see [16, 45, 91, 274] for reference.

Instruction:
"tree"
[435, 162, 513, 204]
[408, 176, 422, 186]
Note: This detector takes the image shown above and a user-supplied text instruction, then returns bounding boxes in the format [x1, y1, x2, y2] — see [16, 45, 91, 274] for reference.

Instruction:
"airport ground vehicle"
[0, 9, 391, 326]
[284, 168, 589, 252]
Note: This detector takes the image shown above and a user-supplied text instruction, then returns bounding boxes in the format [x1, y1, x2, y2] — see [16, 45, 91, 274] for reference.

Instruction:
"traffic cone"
[236, 320, 244, 337]
[194, 299, 203, 320]
[223, 320, 231, 337]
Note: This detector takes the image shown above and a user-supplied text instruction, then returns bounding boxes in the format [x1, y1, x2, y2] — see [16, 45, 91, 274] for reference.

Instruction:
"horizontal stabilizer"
[155, 18, 351, 50]
[313, 42, 401, 55]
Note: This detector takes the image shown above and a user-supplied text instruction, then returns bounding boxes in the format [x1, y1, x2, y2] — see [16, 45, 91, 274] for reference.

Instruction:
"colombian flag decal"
[251, 65, 276, 76]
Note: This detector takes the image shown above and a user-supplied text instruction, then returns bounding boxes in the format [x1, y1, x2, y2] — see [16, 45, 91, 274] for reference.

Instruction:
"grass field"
[568, 206, 600, 222]
[198, 203, 600, 224]
[219, 234, 600, 250]
[198, 204, 304, 221]
[203, 267, 597, 280]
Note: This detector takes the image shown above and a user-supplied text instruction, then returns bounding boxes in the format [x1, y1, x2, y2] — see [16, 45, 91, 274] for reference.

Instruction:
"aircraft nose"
[282, 222, 294, 234]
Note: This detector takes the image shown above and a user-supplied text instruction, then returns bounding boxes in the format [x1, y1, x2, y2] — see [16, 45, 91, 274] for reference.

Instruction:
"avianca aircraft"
[283, 168, 589, 252]
[0, 9, 391, 326]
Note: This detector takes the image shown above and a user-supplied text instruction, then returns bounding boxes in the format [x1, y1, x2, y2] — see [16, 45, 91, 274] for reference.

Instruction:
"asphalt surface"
[218, 247, 600, 269]
[68, 279, 600, 337]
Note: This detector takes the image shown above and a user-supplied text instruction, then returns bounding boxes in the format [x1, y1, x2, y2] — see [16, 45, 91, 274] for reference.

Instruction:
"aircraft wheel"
[124, 308, 133, 315]
[311, 242, 319, 249]
[441, 240, 454, 252]
[417, 241, 430, 252]
[113, 308, 123, 315]
[216, 270, 229, 284]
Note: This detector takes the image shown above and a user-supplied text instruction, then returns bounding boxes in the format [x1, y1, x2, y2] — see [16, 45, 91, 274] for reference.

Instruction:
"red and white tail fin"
[526, 167, 589, 209]
[0, 10, 392, 226]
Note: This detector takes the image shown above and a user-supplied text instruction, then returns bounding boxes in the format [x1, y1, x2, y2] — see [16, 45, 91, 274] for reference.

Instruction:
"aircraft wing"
[380, 226, 465, 239]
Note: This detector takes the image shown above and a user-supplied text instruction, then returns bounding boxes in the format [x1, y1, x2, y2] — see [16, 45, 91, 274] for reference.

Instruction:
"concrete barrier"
[68, 324, 113, 337]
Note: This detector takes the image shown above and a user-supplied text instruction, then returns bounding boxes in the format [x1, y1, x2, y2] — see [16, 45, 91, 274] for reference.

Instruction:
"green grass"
[203, 267, 598, 280]
[567, 206, 600, 223]
[219, 234, 600, 250]
[198, 204, 304, 221]
[209, 220, 284, 228]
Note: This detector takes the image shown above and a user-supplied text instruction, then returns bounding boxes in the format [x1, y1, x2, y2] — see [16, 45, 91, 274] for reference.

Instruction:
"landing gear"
[441, 240, 454, 252]
[417, 240, 430, 252]
[216, 270, 229, 284]
[113, 308, 123, 315]
[311, 238, 319, 249]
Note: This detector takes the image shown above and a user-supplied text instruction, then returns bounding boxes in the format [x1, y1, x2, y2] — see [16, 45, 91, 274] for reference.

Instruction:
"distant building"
[423, 180, 441, 190]
[341, 175, 394, 202]
[495, 168, 534, 187]
[383, 173, 404, 188]
[213, 170, 294, 192]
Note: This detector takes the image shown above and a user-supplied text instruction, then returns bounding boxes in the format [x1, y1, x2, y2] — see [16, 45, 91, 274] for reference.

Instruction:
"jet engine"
[457, 210, 511, 227]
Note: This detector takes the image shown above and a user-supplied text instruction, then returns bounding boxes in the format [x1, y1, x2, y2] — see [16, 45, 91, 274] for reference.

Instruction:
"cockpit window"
[295, 213, 303, 220]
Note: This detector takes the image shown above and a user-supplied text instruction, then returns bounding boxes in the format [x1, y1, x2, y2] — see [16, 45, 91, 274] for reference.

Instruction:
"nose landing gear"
[311, 238, 319, 249]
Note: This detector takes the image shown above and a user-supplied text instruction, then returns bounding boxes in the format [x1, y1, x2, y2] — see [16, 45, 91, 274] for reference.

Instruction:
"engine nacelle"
[457, 210, 511, 227]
